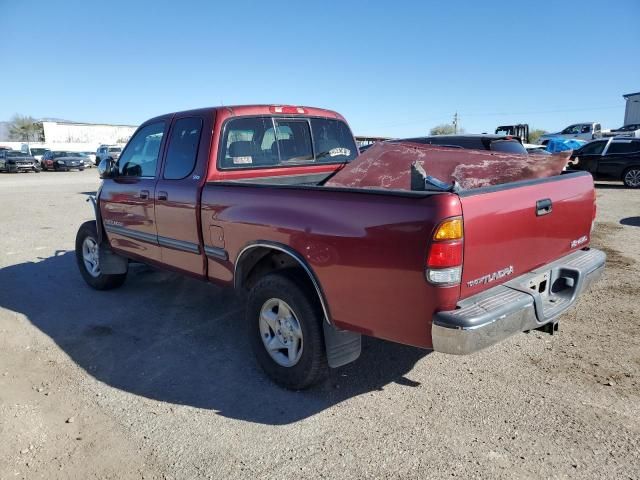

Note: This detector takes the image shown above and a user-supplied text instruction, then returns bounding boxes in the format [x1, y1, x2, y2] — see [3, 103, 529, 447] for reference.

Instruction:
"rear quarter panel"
[201, 185, 462, 348]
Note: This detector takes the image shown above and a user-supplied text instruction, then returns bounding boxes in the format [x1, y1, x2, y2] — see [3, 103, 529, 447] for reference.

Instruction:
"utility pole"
[452, 112, 459, 134]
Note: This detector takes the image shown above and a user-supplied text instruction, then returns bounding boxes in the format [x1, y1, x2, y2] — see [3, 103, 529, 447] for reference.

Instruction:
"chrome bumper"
[431, 248, 606, 355]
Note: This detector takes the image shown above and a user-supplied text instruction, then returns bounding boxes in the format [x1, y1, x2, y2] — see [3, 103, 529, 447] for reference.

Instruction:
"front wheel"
[247, 272, 328, 389]
[75, 221, 127, 290]
[622, 167, 640, 188]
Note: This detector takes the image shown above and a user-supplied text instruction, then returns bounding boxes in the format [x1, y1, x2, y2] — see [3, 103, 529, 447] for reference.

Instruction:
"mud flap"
[323, 322, 361, 368]
[99, 247, 128, 274]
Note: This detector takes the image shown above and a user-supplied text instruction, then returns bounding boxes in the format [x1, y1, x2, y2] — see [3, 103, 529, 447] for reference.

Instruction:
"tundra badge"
[467, 266, 514, 288]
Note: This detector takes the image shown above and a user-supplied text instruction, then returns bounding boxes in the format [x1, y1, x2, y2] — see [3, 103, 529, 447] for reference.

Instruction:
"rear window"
[489, 140, 527, 155]
[220, 116, 356, 169]
[108, 147, 122, 153]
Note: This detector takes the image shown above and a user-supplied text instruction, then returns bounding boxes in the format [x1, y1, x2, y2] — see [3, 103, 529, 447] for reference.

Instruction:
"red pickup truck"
[75, 105, 605, 389]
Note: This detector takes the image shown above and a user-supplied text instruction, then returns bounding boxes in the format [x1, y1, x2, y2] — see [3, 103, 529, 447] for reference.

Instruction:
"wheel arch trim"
[234, 241, 332, 325]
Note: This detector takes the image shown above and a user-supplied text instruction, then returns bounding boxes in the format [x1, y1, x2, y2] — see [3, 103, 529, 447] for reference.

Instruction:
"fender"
[235, 241, 361, 368]
[86, 188, 128, 275]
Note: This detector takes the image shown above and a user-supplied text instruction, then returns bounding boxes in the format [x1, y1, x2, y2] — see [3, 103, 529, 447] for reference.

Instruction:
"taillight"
[269, 105, 307, 114]
[426, 217, 463, 286]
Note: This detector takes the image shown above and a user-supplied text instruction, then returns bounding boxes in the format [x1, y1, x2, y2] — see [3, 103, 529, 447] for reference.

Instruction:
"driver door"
[100, 120, 170, 263]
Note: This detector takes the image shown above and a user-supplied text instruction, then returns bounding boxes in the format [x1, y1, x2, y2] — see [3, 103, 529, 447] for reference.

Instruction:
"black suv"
[569, 137, 640, 188]
[0, 150, 41, 173]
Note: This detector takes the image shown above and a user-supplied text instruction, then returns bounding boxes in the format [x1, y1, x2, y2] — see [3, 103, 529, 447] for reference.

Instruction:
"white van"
[537, 122, 602, 145]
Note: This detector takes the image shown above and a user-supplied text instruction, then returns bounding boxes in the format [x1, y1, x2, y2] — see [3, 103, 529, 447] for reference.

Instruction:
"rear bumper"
[431, 248, 606, 355]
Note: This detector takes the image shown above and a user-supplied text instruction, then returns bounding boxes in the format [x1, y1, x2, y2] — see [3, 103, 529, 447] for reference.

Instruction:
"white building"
[623, 91, 640, 125]
[41, 121, 137, 145]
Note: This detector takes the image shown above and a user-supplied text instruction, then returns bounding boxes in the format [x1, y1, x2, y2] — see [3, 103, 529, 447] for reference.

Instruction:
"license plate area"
[526, 271, 550, 297]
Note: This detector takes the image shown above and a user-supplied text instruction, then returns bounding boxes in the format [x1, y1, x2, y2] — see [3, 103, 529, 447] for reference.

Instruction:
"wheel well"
[235, 246, 328, 319]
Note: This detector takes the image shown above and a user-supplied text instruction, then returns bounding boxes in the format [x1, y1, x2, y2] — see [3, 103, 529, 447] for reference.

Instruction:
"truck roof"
[142, 105, 346, 126]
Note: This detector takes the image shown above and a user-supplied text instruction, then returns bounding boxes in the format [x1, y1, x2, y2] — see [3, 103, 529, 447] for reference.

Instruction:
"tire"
[75, 221, 127, 290]
[622, 167, 640, 188]
[247, 271, 328, 389]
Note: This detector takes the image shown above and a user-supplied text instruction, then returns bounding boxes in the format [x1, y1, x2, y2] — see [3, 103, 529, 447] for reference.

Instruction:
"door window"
[579, 141, 607, 155]
[163, 117, 203, 179]
[561, 125, 580, 134]
[118, 122, 165, 177]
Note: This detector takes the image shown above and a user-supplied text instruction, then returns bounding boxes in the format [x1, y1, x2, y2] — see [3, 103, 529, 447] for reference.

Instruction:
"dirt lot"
[0, 170, 638, 480]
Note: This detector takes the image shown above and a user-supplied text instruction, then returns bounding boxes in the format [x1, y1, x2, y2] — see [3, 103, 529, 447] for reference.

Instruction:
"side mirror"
[98, 158, 117, 179]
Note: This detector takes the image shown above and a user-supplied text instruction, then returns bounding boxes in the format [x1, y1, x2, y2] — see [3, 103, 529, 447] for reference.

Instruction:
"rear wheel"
[247, 272, 328, 389]
[622, 167, 640, 188]
[75, 221, 127, 290]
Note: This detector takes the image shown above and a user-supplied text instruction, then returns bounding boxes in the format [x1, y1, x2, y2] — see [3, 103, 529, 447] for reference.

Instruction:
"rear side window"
[117, 122, 165, 177]
[220, 116, 357, 169]
[607, 141, 640, 155]
[164, 117, 203, 179]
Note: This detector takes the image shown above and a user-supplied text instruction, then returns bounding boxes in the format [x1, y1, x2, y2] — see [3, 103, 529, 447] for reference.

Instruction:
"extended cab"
[75, 105, 605, 389]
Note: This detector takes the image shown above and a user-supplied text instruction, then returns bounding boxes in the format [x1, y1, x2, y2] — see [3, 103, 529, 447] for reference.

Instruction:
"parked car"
[75, 104, 604, 389]
[569, 137, 640, 188]
[27, 147, 50, 162]
[96, 145, 122, 164]
[41, 151, 86, 171]
[603, 123, 640, 138]
[0, 150, 41, 173]
[81, 151, 97, 165]
[394, 134, 528, 155]
[78, 152, 94, 168]
[537, 123, 602, 145]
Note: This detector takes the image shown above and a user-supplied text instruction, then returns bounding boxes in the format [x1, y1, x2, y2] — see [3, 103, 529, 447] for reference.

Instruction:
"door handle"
[139, 190, 149, 200]
[536, 198, 552, 216]
[157, 191, 168, 201]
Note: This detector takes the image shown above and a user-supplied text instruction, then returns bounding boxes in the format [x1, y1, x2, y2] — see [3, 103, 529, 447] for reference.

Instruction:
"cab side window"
[163, 117, 203, 180]
[118, 122, 165, 177]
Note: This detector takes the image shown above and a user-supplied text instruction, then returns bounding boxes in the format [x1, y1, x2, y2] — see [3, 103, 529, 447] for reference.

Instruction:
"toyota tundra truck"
[75, 105, 605, 389]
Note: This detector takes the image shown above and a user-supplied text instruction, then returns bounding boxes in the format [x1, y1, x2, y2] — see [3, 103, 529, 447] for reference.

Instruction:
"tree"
[528, 128, 548, 144]
[8, 115, 44, 142]
[430, 123, 463, 135]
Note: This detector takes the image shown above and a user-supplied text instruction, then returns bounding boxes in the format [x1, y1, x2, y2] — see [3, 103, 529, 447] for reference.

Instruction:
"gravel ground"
[0, 170, 638, 480]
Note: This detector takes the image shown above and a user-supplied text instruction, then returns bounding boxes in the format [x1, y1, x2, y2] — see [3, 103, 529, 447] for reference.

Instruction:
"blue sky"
[1, 0, 638, 136]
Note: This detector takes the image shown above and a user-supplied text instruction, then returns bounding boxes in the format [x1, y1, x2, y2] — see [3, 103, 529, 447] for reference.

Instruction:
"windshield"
[220, 116, 357, 169]
[30, 148, 48, 155]
[618, 124, 640, 131]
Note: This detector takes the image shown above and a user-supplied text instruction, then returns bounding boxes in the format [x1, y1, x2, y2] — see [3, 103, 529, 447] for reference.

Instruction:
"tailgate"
[458, 172, 595, 300]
